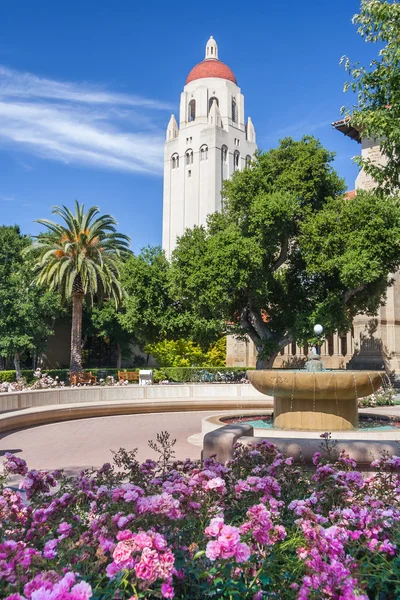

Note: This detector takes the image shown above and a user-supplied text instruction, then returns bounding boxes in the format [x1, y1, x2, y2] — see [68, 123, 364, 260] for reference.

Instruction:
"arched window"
[188, 99, 196, 122]
[233, 150, 240, 171]
[171, 153, 179, 169]
[208, 96, 219, 112]
[185, 149, 193, 165]
[221, 145, 228, 162]
[200, 145, 208, 161]
[245, 155, 252, 169]
[232, 98, 237, 123]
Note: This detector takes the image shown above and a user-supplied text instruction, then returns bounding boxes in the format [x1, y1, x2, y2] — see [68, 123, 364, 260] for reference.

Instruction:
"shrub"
[153, 366, 254, 383]
[358, 385, 397, 407]
[145, 338, 226, 368]
[1, 434, 400, 599]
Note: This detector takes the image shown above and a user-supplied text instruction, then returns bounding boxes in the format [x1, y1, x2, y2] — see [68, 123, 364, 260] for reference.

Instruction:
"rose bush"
[1, 435, 399, 599]
[358, 385, 397, 408]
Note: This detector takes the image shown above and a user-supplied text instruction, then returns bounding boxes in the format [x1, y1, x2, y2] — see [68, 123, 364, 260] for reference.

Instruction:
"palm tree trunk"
[70, 292, 84, 373]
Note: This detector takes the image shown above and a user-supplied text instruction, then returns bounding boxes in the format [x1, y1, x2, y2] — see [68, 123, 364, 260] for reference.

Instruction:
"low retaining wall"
[203, 423, 400, 467]
[0, 383, 266, 413]
[0, 385, 271, 434]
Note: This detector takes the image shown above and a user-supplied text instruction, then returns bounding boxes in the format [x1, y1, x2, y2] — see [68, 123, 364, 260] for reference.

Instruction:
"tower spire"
[166, 114, 178, 141]
[205, 36, 218, 60]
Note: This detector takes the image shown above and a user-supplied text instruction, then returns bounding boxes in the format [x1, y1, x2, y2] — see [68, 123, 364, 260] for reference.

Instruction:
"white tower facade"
[162, 36, 257, 257]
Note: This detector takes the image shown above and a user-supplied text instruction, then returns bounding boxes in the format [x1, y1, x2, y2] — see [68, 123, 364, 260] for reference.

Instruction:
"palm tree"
[26, 202, 130, 373]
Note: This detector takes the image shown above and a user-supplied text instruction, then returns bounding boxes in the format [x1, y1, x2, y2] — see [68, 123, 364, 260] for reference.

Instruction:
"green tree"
[119, 246, 222, 350]
[171, 137, 400, 368]
[89, 300, 132, 368]
[341, 0, 400, 191]
[25, 202, 130, 373]
[0, 226, 61, 377]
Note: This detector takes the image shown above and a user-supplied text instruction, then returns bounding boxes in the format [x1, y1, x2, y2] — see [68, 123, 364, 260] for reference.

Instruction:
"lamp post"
[314, 324, 323, 356]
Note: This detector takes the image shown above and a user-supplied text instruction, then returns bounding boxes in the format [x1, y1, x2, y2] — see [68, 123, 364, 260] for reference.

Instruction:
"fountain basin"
[247, 370, 384, 431]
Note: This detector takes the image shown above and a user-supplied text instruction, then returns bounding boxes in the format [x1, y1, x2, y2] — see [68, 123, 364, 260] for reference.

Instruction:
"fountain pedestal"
[247, 370, 384, 431]
[274, 396, 357, 431]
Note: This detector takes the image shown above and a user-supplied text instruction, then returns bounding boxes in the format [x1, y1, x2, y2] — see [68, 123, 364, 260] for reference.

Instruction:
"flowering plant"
[358, 385, 396, 407]
[1, 434, 400, 599]
[0, 369, 64, 394]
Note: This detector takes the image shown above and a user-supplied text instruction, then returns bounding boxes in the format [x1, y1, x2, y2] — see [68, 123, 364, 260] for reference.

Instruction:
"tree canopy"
[170, 137, 400, 367]
[26, 202, 131, 372]
[342, 0, 400, 192]
[0, 226, 62, 376]
[119, 246, 222, 350]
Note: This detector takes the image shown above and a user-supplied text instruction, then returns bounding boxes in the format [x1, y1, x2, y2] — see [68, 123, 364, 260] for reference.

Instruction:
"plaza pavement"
[0, 411, 226, 477]
[0, 406, 399, 480]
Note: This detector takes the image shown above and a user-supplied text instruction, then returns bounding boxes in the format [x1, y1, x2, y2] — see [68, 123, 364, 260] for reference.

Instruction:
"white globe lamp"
[314, 324, 323, 336]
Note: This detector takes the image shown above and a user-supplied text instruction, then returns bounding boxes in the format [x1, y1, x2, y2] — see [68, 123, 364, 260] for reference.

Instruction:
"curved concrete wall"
[0, 384, 271, 434]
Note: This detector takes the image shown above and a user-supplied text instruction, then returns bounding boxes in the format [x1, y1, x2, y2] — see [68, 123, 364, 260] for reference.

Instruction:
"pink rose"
[205, 540, 221, 561]
[204, 477, 226, 493]
[235, 542, 250, 562]
[205, 516, 224, 538]
[161, 583, 175, 598]
[134, 532, 152, 550]
[113, 542, 132, 564]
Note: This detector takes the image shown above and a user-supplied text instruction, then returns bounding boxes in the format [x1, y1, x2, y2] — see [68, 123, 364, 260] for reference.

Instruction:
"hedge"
[0, 366, 253, 385]
[0, 368, 129, 384]
[152, 366, 254, 383]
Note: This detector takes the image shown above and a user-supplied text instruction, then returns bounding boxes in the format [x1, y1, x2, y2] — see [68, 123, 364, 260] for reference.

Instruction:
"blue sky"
[0, 0, 372, 252]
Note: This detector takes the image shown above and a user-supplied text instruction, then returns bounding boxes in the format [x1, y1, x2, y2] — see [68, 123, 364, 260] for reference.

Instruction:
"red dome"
[186, 59, 237, 85]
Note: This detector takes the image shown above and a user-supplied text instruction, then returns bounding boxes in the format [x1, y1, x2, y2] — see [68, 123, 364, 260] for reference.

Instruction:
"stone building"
[162, 36, 257, 258]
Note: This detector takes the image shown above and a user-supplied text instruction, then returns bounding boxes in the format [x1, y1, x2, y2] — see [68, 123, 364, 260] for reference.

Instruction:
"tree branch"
[272, 238, 289, 272]
[344, 284, 365, 303]
[240, 308, 262, 348]
[248, 309, 273, 340]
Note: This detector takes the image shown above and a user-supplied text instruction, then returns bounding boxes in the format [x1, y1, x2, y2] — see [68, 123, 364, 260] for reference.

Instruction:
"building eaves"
[332, 118, 361, 143]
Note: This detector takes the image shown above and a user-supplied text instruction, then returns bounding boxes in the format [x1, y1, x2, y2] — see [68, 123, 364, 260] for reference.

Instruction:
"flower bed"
[1, 434, 400, 599]
[0, 367, 253, 392]
[358, 386, 397, 408]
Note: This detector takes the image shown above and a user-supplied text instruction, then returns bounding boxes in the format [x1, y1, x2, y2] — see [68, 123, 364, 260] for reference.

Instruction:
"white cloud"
[0, 194, 14, 202]
[0, 65, 172, 174]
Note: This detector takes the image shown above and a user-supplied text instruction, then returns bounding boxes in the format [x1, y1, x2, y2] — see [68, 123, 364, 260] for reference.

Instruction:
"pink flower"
[205, 540, 221, 561]
[113, 541, 133, 564]
[161, 583, 175, 598]
[235, 542, 251, 562]
[43, 539, 58, 559]
[134, 532, 152, 550]
[205, 516, 224, 538]
[153, 533, 168, 551]
[204, 477, 226, 493]
[218, 525, 241, 558]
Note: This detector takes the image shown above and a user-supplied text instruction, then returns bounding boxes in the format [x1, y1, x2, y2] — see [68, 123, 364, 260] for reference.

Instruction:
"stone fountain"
[201, 326, 399, 466]
[247, 352, 383, 431]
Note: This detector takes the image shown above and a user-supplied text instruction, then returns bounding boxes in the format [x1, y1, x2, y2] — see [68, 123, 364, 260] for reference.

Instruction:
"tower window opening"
[232, 98, 237, 123]
[221, 145, 228, 162]
[245, 155, 251, 169]
[171, 153, 179, 169]
[188, 99, 196, 122]
[200, 145, 208, 161]
[208, 96, 219, 112]
[211, 47, 213, 55]
[233, 150, 240, 171]
[185, 149, 193, 165]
